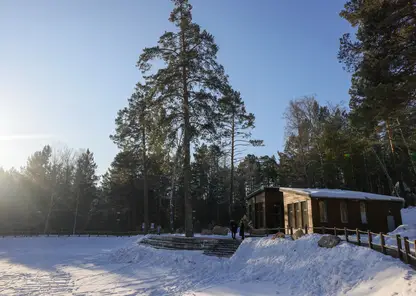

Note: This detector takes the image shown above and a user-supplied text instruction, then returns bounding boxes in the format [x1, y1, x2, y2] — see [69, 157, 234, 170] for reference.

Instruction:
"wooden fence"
[249, 226, 416, 268]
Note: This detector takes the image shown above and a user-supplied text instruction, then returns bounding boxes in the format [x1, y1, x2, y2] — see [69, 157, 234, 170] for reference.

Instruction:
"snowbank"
[402, 206, 416, 225]
[110, 235, 416, 295]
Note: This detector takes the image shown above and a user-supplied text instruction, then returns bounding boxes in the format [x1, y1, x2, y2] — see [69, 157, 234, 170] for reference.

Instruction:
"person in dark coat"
[239, 221, 245, 240]
[230, 220, 237, 239]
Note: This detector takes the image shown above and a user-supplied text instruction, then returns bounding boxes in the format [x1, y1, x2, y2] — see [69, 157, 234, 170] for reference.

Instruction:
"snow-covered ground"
[1, 234, 416, 295]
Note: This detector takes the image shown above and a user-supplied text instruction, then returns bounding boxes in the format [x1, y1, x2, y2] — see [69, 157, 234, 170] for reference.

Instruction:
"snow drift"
[109, 234, 416, 295]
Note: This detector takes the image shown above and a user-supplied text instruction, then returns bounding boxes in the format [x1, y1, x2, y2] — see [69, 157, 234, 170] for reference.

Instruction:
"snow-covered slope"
[0, 235, 415, 295]
[109, 235, 416, 295]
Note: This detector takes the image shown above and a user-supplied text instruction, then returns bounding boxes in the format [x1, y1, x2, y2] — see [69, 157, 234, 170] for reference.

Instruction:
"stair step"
[139, 235, 241, 257]
[203, 252, 234, 257]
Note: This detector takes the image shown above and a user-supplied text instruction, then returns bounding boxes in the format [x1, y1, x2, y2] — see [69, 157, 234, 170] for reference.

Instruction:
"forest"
[0, 0, 415, 236]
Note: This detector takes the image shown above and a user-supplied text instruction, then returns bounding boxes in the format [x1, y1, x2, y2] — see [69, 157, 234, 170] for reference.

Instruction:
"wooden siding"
[310, 198, 403, 233]
[283, 192, 313, 230]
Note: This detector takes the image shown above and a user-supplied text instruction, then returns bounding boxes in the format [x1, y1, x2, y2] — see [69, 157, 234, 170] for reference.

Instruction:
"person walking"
[230, 220, 237, 239]
[239, 220, 245, 240]
[157, 224, 161, 235]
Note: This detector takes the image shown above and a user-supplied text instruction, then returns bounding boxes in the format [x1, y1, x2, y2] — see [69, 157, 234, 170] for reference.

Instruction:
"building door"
[387, 215, 396, 232]
[255, 202, 264, 228]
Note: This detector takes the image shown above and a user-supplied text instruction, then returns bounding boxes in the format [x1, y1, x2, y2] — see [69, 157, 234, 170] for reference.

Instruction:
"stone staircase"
[140, 235, 241, 258]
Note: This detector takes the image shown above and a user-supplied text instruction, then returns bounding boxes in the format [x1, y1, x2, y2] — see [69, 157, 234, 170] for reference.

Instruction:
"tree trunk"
[396, 118, 416, 176]
[386, 120, 407, 201]
[72, 189, 80, 235]
[181, 17, 193, 237]
[44, 192, 54, 234]
[142, 125, 149, 234]
[229, 111, 235, 220]
[371, 147, 394, 194]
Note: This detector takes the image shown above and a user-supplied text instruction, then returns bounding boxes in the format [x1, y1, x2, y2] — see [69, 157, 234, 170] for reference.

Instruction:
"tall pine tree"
[137, 0, 228, 236]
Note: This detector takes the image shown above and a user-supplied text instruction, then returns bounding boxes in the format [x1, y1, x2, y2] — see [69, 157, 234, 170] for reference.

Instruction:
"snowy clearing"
[0, 234, 416, 295]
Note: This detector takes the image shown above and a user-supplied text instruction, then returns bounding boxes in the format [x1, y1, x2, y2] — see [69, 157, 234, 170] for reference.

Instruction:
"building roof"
[279, 187, 404, 202]
[246, 186, 279, 200]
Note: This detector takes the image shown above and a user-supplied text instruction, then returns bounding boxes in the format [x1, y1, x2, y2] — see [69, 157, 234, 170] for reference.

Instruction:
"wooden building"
[246, 187, 284, 229]
[280, 188, 404, 233]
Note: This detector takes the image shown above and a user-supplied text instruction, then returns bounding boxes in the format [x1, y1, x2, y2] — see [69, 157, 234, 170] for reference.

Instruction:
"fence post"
[278, 227, 280, 233]
[334, 227, 337, 236]
[396, 234, 402, 260]
[290, 227, 293, 236]
[344, 227, 348, 242]
[404, 237, 410, 264]
[304, 225, 308, 234]
[414, 240, 416, 257]
[356, 229, 361, 246]
[322, 226, 325, 234]
[367, 230, 372, 249]
[380, 233, 386, 254]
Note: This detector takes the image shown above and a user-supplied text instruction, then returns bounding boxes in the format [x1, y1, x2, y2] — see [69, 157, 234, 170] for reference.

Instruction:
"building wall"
[265, 189, 284, 229]
[310, 198, 403, 233]
[283, 192, 313, 230]
[247, 192, 266, 228]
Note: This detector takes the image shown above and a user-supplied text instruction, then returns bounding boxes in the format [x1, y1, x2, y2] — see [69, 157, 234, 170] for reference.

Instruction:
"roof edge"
[245, 186, 280, 200]
[279, 187, 311, 197]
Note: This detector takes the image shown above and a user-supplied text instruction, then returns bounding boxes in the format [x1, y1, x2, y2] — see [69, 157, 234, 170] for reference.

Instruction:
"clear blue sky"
[0, 0, 353, 175]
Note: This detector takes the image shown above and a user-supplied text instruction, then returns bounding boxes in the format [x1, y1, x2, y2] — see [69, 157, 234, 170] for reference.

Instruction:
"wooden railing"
[249, 226, 416, 268]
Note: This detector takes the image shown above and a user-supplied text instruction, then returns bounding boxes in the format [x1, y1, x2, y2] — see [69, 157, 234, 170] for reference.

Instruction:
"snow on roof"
[280, 187, 404, 202]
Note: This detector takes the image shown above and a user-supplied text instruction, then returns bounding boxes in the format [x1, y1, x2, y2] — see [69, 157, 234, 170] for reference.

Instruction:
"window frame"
[360, 202, 368, 224]
[319, 200, 328, 223]
[340, 201, 348, 223]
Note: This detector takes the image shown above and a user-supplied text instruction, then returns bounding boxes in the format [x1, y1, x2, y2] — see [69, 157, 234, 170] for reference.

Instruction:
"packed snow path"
[1, 235, 416, 295]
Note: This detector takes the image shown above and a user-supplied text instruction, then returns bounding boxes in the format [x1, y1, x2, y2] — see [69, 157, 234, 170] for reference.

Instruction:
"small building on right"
[280, 188, 404, 234]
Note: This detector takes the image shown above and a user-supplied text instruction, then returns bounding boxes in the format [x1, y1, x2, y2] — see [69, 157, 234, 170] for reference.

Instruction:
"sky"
[0, 0, 354, 175]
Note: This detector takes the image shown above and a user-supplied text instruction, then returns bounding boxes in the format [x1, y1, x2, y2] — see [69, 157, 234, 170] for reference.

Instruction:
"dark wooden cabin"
[246, 187, 284, 229]
[281, 188, 404, 233]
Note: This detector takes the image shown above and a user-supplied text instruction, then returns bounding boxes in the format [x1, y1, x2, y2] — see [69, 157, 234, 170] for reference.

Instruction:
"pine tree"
[219, 87, 262, 219]
[339, 0, 416, 203]
[111, 83, 158, 233]
[137, 0, 228, 236]
[73, 149, 98, 233]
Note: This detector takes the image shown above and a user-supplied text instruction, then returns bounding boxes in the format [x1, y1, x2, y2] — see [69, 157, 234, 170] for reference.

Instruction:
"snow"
[280, 187, 405, 202]
[1, 234, 416, 295]
[402, 206, 416, 225]
[346, 206, 416, 250]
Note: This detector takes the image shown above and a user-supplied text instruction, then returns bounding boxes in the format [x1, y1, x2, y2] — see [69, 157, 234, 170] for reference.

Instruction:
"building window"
[360, 202, 367, 224]
[288, 204, 294, 228]
[319, 200, 328, 223]
[295, 203, 302, 228]
[301, 201, 308, 228]
[340, 201, 348, 223]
